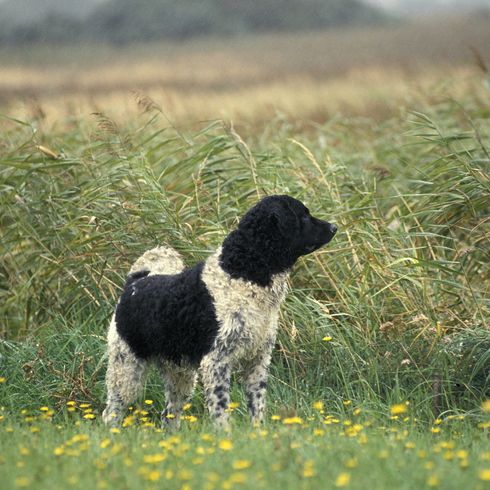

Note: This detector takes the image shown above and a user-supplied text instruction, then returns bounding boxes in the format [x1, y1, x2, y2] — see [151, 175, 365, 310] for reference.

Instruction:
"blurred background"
[0, 0, 489, 129]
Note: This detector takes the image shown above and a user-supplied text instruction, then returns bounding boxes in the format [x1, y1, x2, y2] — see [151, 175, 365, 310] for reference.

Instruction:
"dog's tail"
[129, 246, 185, 276]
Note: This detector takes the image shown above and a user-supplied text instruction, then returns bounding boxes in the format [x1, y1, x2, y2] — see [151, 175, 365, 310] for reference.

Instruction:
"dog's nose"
[329, 224, 338, 234]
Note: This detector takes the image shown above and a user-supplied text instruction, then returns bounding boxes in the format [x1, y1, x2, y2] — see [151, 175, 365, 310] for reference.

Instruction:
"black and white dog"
[102, 195, 337, 429]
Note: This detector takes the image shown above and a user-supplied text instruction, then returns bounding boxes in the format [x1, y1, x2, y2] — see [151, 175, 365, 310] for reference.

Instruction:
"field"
[1, 15, 490, 490]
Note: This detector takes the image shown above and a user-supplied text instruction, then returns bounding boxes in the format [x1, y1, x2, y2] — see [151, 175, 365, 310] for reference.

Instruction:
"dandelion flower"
[390, 403, 407, 415]
[303, 460, 315, 478]
[146, 470, 161, 482]
[427, 475, 439, 487]
[322, 336, 332, 342]
[83, 413, 96, 420]
[15, 477, 30, 488]
[335, 472, 350, 487]
[479, 469, 490, 481]
[233, 460, 252, 470]
[144, 400, 153, 405]
[219, 439, 233, 451]
[313, 401, 324, 411]
[482, 400, 490, 413]
[283, 416, 303, 425]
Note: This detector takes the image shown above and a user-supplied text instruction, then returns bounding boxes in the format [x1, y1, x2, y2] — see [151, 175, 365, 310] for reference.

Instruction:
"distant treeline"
[0, 0, 387, 45]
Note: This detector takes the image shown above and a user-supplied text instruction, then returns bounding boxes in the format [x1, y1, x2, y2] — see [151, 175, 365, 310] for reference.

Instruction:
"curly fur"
[102, 195, 337, 429]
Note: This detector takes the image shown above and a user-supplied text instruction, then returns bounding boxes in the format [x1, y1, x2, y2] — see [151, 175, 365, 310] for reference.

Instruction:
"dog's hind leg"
[102, 316, 147, 426]
[159, 361, 197, 429]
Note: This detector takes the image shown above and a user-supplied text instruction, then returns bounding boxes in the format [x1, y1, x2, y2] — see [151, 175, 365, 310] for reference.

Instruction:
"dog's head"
[220, 195, 337, 286]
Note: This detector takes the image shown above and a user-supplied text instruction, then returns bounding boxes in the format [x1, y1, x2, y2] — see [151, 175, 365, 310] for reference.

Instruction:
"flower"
[219, 439, 233, 451]
[322, 336, 332, 342]
[390, 403, 407, 415]
[233, 460, 252, 470]
[482, 400, 490, 413]
[303, 460, 315, 478]
[335, 472, 350, 487]
[426, 475, 439, 487]
[313, 401, 324, 411]
[283, 416, 303, 425]
[144, 400, 153, 405]
[479, 469, 490, 481]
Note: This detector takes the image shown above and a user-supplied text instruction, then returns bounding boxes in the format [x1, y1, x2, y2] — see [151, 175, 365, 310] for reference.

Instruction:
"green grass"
[0, 76, 489, 489]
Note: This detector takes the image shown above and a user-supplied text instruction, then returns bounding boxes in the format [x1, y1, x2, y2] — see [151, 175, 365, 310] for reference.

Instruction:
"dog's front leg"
[200, 351, 232, 430]
[243, 337, 274, 426]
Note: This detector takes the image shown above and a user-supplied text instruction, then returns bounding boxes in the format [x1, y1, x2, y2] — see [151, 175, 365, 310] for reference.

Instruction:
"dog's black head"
[220, 195, 337, 286]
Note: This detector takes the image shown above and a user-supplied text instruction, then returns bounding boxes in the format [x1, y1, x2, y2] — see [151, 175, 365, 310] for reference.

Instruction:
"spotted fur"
[103, 195, 337, 429]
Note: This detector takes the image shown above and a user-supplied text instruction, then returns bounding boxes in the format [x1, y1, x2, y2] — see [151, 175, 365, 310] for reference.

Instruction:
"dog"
[102, 195, 337, 429]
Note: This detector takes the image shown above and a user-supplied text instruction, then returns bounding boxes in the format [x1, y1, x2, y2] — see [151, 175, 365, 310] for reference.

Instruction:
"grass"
[0, 34, 489, 487]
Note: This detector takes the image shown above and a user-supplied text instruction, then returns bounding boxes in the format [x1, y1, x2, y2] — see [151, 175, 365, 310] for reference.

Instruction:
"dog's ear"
[269, 209, 288, 236]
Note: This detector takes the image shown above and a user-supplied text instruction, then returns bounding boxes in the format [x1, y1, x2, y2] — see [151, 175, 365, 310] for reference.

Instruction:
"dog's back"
[129, 246, 185, 276]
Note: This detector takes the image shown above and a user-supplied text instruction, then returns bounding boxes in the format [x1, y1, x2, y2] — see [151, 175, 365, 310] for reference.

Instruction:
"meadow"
[1, 16, 490, 490]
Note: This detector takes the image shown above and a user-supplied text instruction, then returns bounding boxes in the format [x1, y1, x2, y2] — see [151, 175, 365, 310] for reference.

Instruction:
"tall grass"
[0, 85, 489, 420]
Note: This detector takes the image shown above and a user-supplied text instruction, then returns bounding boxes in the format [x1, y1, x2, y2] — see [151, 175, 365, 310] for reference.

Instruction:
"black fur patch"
[115, 263, 219, 365]
[220, 195, 337, 286]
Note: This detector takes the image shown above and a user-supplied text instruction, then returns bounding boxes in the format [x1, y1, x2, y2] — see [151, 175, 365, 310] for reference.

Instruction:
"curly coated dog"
[102, 195, 337, 429]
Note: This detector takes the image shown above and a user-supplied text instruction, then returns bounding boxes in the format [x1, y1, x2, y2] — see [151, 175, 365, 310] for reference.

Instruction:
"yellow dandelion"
[229, 402, 240, 409]
[390, 403, 407, 415]
[313, 401, 324, 411]
[230, 472, 247, 484]
[233, 460, 252, 470]
[479, 469, 490, 481]
[178, 469, 192, 481]
[343, 400, 352, 406]
[66, 401, 76, 407]
[15, 477, 30, 488]
[427, 475, 439, 487]
[39, 406, 50, 412]
[271, 415, 281, 421]
[430, 427, 441, 434]
[83, 413, 96, 420]
[303, 460, 315, 478]
[144, 399, 153, 405]
[146, 470, 161, 482]
[144, 454, 166, 464]
[482, 400, 490, 413]
[283, 416, 303, 425]
[0, 377, 6, 383]
[110, 428, 120, 434]
[353, 408, 362, 416]
[322, 336, 332, 342]
[219, 439, 233, 451]
[79, 403, 91, 409]
[183, 403, 192, 411]
[335, 472, 350, 487]
[100, 439, 111, 449]
[54, 446, 64, 456]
